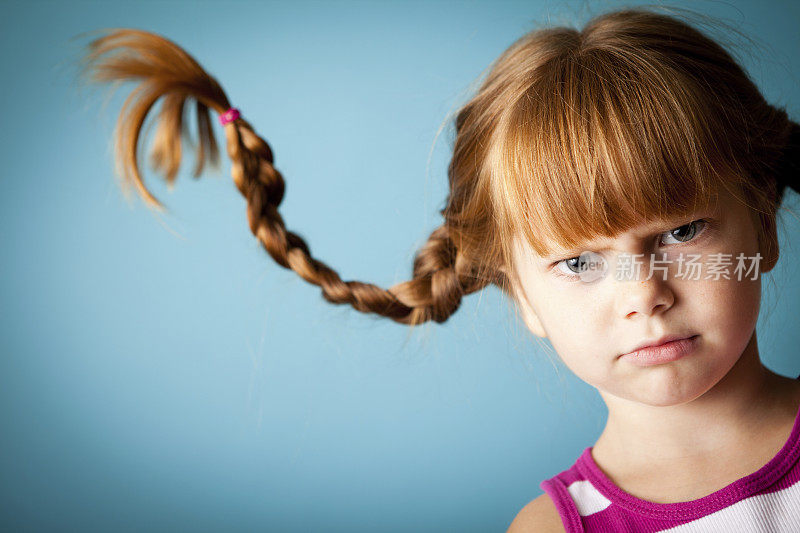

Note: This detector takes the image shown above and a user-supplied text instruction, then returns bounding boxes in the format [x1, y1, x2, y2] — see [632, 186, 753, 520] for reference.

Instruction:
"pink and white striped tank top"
[540, 378, 800, 532]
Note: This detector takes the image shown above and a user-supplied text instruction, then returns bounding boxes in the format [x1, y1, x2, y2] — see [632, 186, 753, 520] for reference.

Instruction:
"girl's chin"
[602, 375, 718, 407]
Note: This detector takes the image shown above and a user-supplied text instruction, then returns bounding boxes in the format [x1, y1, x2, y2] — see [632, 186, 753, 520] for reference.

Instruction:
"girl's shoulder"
[507, 492, 565, 533]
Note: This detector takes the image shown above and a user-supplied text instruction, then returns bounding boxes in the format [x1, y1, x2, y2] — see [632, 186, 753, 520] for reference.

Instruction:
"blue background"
[2, 0, 799, 531]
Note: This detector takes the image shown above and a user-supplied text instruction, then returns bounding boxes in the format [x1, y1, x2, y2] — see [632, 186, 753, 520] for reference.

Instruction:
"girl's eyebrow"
[543, 243, 612, 260]
[544, 232, 647, 259]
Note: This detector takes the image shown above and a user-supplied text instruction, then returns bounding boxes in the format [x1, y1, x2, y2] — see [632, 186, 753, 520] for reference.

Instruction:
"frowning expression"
[508, 185, 765, 406]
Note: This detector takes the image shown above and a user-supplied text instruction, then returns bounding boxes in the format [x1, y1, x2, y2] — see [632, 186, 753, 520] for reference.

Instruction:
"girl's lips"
[620, 335, 699, 366]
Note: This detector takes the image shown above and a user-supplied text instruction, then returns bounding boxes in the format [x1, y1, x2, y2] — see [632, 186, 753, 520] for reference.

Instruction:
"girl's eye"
[659, 219, 708, 246]
[552, 252, 604, 281]
[556, 256, 588, 278]
[551, 218, 710, 281]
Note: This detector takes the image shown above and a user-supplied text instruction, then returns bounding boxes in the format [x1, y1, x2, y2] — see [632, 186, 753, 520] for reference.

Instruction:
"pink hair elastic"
[219, 107, 240, 126]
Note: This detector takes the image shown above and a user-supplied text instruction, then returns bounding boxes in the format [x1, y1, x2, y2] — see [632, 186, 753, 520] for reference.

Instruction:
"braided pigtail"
[79, 28, 489, 326]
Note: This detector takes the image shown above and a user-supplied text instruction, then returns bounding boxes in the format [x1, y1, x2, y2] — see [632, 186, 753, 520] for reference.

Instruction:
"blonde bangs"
[490, 50, 743, 259]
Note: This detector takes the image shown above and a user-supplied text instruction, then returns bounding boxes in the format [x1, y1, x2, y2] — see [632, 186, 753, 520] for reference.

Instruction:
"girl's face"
[509, 185, 765, 407]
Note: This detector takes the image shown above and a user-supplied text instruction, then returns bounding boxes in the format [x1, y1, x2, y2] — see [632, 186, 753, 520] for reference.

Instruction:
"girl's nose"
[617, 262, 675, 320]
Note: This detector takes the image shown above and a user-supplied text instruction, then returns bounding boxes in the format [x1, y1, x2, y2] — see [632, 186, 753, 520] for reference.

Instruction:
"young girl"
[78, 5, 800, 532]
